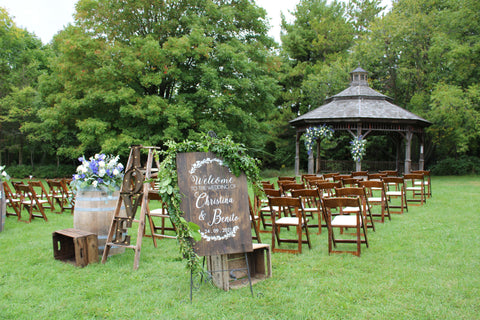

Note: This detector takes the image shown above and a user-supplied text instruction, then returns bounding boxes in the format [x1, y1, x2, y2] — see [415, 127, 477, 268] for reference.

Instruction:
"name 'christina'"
[195, 192, 233, 209]
[191, 175, 233, 185]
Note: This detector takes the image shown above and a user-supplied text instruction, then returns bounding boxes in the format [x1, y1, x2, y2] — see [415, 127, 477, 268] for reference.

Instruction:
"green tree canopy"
[38, 0, 281, 160]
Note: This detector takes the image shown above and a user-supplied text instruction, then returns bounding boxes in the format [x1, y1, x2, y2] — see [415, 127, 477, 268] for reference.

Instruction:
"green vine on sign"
[154, 133, 261, 276]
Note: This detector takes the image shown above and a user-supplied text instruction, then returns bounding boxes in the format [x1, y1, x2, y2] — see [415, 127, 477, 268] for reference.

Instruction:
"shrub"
[6, 165, 32, 178]
[6, 164, 76, 179]
[431, 156, 480, 175]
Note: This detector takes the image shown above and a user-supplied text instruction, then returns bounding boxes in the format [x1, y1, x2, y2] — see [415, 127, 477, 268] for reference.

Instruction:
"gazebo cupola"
[349, 66, 369, 87]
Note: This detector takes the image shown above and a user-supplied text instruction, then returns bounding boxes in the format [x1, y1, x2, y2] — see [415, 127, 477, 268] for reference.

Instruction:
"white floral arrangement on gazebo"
[350, 136, 367, 162]
[303, 125, 334, 155]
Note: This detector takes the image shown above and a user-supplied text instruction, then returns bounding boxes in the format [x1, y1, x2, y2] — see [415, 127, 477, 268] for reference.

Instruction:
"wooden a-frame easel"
[101, 145, 162, 270]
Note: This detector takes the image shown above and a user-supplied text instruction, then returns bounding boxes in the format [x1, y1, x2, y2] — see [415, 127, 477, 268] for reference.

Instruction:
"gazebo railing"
[317, 160, 418, 174]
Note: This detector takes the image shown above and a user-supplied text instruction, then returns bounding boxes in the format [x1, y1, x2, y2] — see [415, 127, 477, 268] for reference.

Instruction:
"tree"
[346, 0, 385, 38]
[353, 0, 480, 161]
[279, 0, 355, 116]
[38, 0, 281, 161]
[0, 7, 48, 165]
[427, 83, 480, 157]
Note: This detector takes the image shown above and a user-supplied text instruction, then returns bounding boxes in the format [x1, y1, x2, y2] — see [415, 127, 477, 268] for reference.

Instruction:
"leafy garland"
[302, 125, 334, 155]
[154, 134, 261, 276]
[350, 136, 367, 162]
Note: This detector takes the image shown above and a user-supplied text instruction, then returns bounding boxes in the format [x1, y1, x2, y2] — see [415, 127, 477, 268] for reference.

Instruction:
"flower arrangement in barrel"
[303, 125, 334, 155]
[0, 166, 10, 182]
[71, 154, 124, 192]
[350, 136, 367, 162]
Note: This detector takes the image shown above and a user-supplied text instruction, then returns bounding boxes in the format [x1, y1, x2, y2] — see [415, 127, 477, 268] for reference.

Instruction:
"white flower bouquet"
[0, 165, 10, 182]
[71, 154, 124, 192]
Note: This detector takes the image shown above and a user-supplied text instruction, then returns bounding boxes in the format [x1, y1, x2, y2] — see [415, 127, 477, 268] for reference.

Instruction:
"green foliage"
[280, 0, 355, 115]
[427, 83, 480, 156]
[431, 156, 480, 175]
[6, 164, 76, 178]
[155, 133, 261, 276]
[35, 0, 280, 161]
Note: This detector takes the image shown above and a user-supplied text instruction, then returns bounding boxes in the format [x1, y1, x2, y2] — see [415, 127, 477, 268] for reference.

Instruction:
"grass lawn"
[1, 176, 479, 319]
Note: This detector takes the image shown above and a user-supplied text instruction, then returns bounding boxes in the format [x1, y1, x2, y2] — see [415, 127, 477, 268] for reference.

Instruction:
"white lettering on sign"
[191, 174, 234, 186]
[195, 192, 233, 209]
[207, 208, 239, 226]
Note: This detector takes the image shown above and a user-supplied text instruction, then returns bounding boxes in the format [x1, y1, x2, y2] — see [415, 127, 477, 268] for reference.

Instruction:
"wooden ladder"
[101, 145, 161, 270]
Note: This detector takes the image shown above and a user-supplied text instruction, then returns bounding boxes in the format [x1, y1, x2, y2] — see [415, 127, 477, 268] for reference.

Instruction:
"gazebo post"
[316, 140, 321, 173]
[419, 133, 425, 170]
[356, 125, 362, 172]
[295, 131, 300, 176]
[404, 130, 413, 174]
[308, 152, 314, 174]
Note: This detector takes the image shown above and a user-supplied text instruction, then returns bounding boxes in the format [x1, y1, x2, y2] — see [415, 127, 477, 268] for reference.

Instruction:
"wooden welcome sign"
[176, 152, 253, 256]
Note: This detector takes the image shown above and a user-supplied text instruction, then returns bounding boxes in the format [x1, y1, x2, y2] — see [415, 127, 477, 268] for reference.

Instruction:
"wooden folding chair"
[380, 170, 398, 177]
[382, 176, 408, 214]
[351, 171, 368, 181]
[341, 177, 360, 188]
[358, 180, 391, 222]
[3, 182, 22, 220]
[301, 174, 317, 184]
[334, 187, 375, 231]
[404, 173, 425, 206]
[291, 188, 324, 234]
[411, 170, 432, 198]
[311, 181, 342, 199]
[303, 176, 327, 188]
[333, 174, 352, 183]
[368, 173, 387, 181]
[249, 195, 261, 243]
[268, 196, 311, 254]
[322, 197, 368, 257]
[46, 179, 73, 214]
[145, 190, 176, 247]
[280, 182, 305, 196]
[258, 188, 282, 231]
[15, 183, 48, 223]
[322, 173, 339, 181]
[28, 181, 55, 212]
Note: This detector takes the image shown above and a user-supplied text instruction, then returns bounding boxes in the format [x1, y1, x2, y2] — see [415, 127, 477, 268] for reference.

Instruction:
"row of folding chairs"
[3, 179, 74, 223]
[254, 187, 369, 256]
[253, 170, 432, 256]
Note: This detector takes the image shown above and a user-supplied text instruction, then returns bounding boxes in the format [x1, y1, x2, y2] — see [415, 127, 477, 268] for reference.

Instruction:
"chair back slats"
[291, 188, 323, 234]
[358, 180, 391, 223]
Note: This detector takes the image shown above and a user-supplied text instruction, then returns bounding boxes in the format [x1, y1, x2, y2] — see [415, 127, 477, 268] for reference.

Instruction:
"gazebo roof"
[290, 67, 432, 129]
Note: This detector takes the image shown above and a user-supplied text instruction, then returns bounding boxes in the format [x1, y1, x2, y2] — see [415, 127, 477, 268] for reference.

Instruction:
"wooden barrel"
[0, 183, 5, 232]
[73, 190, 126, 256]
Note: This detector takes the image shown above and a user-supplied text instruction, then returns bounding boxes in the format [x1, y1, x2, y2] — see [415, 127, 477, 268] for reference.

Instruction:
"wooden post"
[295, 131, 300, 176]
[315, 140, 321, 174]
[419, 133, 425, 170]
[308, 152, 314, 174]
[404, 130, 413, 174]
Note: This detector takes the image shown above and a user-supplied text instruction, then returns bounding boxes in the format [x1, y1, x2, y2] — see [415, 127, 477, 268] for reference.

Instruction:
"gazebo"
[290, 67, 432, 175]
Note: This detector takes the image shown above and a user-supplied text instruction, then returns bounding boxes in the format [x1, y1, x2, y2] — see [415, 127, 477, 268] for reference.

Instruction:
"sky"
[1, 0, 391, 45]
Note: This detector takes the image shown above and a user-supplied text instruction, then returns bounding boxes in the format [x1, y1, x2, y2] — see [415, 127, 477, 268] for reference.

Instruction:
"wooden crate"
[53, 228, 98, 267]
[206, 243, 272, 291]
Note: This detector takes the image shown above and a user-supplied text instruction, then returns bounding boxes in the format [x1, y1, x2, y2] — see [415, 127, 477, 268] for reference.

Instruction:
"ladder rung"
[106, 242, 136, 250]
